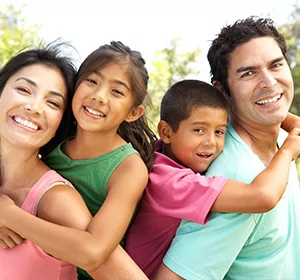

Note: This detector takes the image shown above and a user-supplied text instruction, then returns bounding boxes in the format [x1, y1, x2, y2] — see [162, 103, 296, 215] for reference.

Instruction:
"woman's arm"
[211, 127, 300, 213]
[0, 154, 148, 272]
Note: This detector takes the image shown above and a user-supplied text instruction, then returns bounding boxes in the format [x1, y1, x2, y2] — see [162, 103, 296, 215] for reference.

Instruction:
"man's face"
[227, 36, 294, 128]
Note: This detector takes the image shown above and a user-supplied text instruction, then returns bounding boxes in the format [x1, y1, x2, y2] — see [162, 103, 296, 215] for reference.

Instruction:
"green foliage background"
[1, 4, 300, 175]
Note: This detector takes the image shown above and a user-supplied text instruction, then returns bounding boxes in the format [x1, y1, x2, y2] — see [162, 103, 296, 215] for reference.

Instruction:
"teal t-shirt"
[43, 142, 138, 280]
[163, 123, 300, 280]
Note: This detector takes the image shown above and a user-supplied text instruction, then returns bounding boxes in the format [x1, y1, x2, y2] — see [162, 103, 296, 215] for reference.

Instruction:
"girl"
[0, 43, 94, 279]
[0, 41, 156, 279]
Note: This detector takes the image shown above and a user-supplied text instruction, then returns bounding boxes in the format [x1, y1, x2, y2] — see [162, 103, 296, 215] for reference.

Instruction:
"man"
[155, 16, 300, 279]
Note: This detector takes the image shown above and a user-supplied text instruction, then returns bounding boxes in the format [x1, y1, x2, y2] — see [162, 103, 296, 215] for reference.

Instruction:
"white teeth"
[85, 107, 105, 117]
[256, 94, 281, 105]
[14, 117, 39, 130]
[197, 153, 212, 158]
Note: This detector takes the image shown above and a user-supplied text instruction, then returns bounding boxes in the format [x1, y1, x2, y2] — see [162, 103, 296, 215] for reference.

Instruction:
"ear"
[213, 80, 230, 97]
[158, 120, 172, 144]
[125, 105, 145, 123]
[212, 80, 224, 92]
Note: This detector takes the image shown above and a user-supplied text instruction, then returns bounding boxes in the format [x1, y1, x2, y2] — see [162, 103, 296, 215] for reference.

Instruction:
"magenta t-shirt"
[125, 144, 228, 279]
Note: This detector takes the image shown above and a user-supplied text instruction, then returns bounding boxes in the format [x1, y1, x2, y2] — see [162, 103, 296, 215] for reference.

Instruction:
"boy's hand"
[0, 227, 24, 248]
[280, 127, 300, 161]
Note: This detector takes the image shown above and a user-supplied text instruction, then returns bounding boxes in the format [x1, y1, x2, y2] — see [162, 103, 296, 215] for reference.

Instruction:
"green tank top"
[43, 142, 138, 279]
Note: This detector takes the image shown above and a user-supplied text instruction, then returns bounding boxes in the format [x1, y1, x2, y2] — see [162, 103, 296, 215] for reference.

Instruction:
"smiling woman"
[0, 42, 96, 280]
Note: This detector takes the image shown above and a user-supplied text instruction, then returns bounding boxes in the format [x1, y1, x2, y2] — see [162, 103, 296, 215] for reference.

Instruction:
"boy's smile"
[163, 106, 228, 173]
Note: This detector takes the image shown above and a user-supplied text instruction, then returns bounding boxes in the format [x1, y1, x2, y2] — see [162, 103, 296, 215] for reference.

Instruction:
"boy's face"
[165, 106, 228, 173]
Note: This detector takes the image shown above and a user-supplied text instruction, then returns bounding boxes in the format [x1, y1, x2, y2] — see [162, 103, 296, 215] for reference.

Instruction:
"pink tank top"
[0, 170, 78, 280]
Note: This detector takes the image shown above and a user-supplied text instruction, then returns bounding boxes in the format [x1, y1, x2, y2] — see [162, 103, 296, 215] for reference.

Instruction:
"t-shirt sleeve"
[147, 168, 228, 224]
[163, 213, 256, 279]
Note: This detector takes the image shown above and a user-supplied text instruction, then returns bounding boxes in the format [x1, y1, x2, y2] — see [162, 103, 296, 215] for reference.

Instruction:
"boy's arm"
[211, 127, 300, 213]
[281, 112, 300, 132]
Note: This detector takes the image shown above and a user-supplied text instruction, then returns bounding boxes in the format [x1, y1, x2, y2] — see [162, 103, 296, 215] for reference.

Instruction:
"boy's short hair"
[160, 79, 229, 132]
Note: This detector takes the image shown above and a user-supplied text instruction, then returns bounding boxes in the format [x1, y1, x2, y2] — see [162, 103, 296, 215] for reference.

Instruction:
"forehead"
[228, 37, 283, 71]
[186, 106, 228, 123]
[8, 64, 67, 96]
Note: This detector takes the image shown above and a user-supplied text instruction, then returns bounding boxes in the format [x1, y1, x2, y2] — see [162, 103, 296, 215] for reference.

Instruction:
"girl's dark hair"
[74, 41, 157, 171]
[161, 79, 229, 132]
[0, 41, 77, 156]
[207, 16, 288, 96]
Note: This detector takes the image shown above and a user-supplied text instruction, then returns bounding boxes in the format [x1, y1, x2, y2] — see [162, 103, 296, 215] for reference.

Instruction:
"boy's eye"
[215, 130, 225, 135]
[194, 128, 204, 133]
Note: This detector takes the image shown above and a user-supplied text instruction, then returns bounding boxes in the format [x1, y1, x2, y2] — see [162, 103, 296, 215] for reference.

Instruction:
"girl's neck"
[65, 128, 127, 160]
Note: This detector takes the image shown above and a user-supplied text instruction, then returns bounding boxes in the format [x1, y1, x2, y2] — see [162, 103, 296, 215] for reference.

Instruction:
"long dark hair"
[0, 41, 77, 156]
[73, 41, 157, 171]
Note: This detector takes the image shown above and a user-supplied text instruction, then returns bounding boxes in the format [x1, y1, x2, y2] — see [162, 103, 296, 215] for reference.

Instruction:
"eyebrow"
[236, 56, 285, 74]
[16, 77, 66, 103]
[93, 70, 131, 92]
[191, 121, 228, 128]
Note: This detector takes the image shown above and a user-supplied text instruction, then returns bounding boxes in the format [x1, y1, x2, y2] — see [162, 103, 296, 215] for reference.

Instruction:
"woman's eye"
[47, 100, 60, 108]
[17, 87, 30, 94]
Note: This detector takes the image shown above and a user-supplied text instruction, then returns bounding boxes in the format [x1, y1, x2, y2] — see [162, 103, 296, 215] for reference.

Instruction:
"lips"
[255, 94, 282, 105]
[12, 116, 39, 130]
[84, 106, 105, 117]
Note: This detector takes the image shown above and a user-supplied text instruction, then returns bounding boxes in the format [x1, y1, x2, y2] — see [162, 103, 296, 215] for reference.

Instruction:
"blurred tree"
[0, 4, 41, 67]
[147, 38, 201, 132]
[280, 6, 300, 115]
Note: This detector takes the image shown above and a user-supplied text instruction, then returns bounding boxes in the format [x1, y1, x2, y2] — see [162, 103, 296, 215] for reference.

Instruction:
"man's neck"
[230, 118, 280, 166]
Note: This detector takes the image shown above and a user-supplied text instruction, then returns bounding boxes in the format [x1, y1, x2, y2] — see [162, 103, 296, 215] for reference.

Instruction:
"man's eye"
[241, 71, 253, 78]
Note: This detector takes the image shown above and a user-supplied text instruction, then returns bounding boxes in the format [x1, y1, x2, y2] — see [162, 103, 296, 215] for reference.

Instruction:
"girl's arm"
[211, 127, 300, 213]
[0, 154, 148, 272]
[88, 245, 149, 280]
[281, 112, 300, 132]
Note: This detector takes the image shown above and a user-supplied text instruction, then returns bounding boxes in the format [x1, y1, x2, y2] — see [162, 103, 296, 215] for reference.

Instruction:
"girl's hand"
[0, 227, 24, 249]
[0, 195, 24, 248]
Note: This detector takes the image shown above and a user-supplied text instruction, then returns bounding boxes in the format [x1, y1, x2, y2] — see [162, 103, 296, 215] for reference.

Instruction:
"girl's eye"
[112, 89, 124, 96]
[86, 78, 97, 85]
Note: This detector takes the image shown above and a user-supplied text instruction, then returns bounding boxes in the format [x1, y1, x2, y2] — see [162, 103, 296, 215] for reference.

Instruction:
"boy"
[125, 79, 300, 279]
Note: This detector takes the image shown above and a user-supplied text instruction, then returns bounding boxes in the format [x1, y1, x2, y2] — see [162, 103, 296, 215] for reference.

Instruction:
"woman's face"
[0, 63, 67, 151]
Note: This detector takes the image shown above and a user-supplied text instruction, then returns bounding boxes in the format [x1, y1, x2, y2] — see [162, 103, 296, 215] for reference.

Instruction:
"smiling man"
[156, 17, 300, 280]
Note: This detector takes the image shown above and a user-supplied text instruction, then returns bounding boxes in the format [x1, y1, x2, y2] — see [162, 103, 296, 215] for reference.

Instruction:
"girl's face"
[0, 64, 67, 150]
[72, 62, 144, 135]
